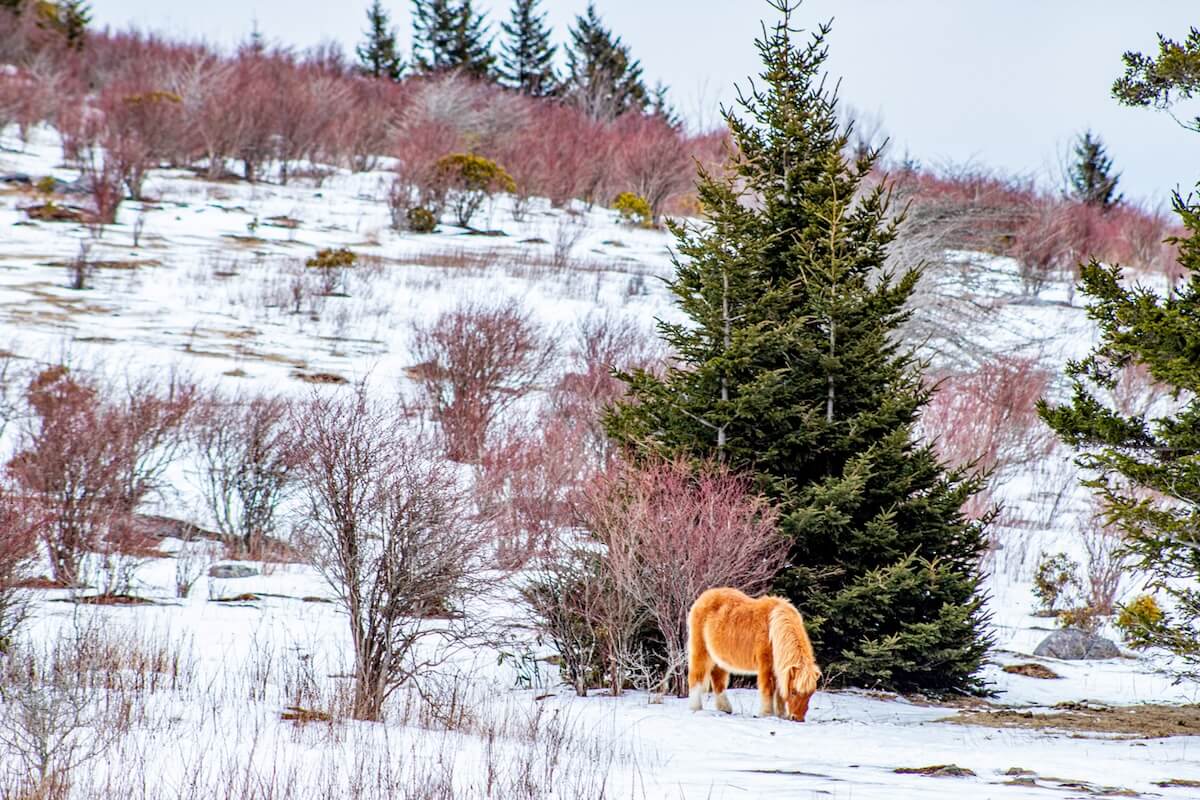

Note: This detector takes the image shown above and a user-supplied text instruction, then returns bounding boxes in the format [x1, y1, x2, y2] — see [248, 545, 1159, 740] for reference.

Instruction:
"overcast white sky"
[91, 1, 1199, 205]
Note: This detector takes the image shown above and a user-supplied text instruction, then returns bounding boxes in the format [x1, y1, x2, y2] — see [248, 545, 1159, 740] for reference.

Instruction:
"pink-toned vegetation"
[921, 355, 1055, 476]
[6, 365, 194, 586]
[474, 416, 590, 570]
[890, 164, 1180, 285]
[410, 301, 556, 463]
[587, 457, 786, 696]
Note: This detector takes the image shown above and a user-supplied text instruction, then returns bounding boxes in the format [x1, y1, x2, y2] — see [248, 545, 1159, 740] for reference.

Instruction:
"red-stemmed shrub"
[0, 483, 40, 649]
[7, 366, 127, 585]
[474, 416, 591, 570]
[920, 355, 1055, 475]
[410, 301, 556, 462]
[584, 457, 786, 696]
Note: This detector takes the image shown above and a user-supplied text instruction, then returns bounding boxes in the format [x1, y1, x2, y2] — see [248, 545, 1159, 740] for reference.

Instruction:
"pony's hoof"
[688, 700, 702, 712]
[716, 696, 733, 714]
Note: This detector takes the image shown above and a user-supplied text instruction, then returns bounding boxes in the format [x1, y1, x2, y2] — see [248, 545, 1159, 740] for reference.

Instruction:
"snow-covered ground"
[3, 125, 1200, 799]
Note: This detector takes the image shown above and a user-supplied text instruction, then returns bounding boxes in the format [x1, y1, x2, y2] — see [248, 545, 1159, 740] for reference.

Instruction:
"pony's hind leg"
[711, 666, 733, 714]
[688, 640, 712, 711]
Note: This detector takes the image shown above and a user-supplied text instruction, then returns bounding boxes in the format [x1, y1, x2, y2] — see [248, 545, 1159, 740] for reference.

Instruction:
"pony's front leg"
[756, 665, 775, 717]
[772, 693, 785, 718]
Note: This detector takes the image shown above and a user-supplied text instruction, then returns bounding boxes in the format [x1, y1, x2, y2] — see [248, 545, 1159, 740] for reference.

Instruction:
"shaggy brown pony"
[687, 587, 821, 721]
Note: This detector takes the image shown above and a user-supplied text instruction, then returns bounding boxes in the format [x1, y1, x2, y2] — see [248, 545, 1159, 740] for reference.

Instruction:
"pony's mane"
[767, 598, 821, 694]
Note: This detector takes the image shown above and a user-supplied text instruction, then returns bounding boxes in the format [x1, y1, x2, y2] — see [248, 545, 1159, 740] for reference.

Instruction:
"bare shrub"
[110, 371, 196, 513]
[293, 388, 485, 720]
[0, 485, 39, 651]
[548, 312, 660, 466]
[474, 417, 590, 570]
[551, 212, 587, 269]
[8, 367, 128, 585]
[0, 654, 112, 796]
[920, 355, 1055, 475]
[66, 241, 93, 291]
[1081, 513, 1126, 617]
[7, 366, 191, 586]
[587, 458, 785, 697]
[410, 301, 556, 462]
[191, 392, 299, 556]
[173, 535, 206, 599]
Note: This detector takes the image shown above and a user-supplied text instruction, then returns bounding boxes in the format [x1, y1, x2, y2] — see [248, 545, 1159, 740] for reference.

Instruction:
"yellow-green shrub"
[434, 153, 516, 228]
[614, 192, 653, 228]
[306, 247, 357, 270]
[1116, 594, 1165, 649]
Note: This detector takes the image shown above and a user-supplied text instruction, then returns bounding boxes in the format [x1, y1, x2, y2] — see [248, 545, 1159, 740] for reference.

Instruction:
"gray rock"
[208, 563, 259, 579]
[1033, 628, 1120, 660]
[0, 172, 31, 185]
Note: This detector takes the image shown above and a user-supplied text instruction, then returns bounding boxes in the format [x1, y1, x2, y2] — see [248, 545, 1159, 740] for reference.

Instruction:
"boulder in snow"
[208, 563, 259, 580]
[1033, 628, 1120, 660]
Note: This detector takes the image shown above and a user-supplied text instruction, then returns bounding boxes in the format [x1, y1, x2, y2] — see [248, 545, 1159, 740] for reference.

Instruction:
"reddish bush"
[586, 457, 786, 696]
[921, 355, 1055, 475]
[613, 114, 695, 221]
[8, 366, 127, 585]
[410, 301, 556, 462]
[0, 483, 40, 648]
[475, 417, 590, 569]
[548, 313, 660, 466]
[7, 366, 194, 585]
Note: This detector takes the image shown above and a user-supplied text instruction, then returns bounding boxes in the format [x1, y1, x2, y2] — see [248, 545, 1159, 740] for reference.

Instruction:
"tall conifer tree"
[357, 0, 404, 81]
[1068, 130, 1122, 210]
[1041, 25, 1200, 678]
[564, 3, 648, 120]
[498, 0, 557, 96]
[606, 0, 991, 695]
[412, 0, 493, 78]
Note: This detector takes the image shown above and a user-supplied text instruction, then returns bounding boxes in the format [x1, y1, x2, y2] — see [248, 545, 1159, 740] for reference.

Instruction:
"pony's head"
[782, 663, 821, 721]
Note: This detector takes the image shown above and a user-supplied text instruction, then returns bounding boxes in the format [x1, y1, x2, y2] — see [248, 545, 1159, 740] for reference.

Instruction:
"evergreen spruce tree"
[497, 0, 557, 96]
[564, 3, 648, 120]
[1039, 195, 1200, 677]
[606, 0, 991, 695]
[412, 0, 494, 79]
[1042, 25, 1200, 678]
[1068, 130, 1122, 210]
[1113, 26, 1200, 134]
[357, 0, 404, 80]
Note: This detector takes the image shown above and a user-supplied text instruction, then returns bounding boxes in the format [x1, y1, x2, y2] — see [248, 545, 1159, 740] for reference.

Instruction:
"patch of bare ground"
[292, 370, 347, 385]
[39, 258, 161, 270]
[948, 702, 1200, 738]
[1002, 662, 1062, 679]
[1002, 768, 1140, 796]
[1155, 778, 1200, 789]
[895, 764, 976, 777]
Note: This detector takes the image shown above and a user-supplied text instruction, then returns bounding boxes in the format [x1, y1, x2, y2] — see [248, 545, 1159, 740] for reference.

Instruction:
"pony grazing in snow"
[687, 587, 821, 721]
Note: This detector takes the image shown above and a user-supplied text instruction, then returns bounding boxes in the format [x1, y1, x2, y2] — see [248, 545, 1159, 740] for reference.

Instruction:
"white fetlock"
[715, 692, 733, 714]
[688, 685, 703, 711]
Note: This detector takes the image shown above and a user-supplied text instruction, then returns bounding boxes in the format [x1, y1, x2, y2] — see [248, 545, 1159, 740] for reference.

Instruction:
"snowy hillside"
[3, 124, 1200, 800]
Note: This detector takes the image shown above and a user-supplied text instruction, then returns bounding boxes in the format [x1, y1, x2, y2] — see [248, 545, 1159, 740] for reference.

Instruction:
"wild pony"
[687, 587, 821, 721]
